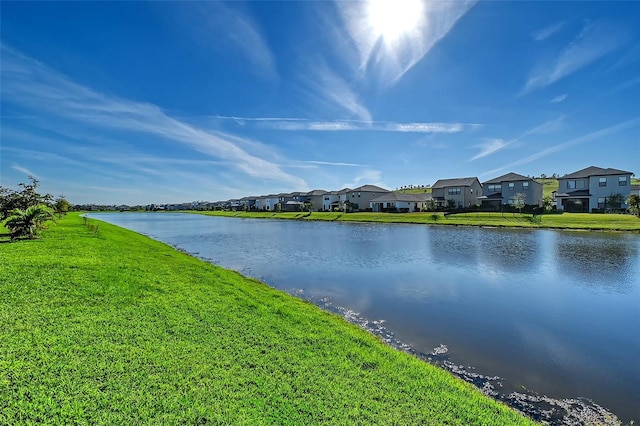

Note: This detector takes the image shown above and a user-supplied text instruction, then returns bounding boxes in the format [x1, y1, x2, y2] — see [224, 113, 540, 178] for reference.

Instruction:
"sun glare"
[367, 0, 424, 44]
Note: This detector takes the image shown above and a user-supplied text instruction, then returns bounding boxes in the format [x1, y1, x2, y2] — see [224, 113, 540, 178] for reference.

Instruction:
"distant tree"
[426, 199, 436, 211]
[543, 195, 554, 212]
[446, 199, 457, 210]
[53, 195, 71, 218]
[626, 194, 640, 216]
[512, 192, 526, 215]
[540, 173, 547, 179]
[5, 205, 54, 240]
[607, 193, 624, 211]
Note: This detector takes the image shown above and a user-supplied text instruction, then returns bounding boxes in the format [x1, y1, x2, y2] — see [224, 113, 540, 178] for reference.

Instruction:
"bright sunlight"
[367, 0, 425, 44]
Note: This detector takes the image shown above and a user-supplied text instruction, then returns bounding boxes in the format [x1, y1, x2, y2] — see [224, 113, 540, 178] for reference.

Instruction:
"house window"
[523, 182, 529, 190]
[567, 180, 585, 189]
[487, 184, 501, 192]
[619, 176, 628, 186]
[508, 183, 515, 191]
[597, 197, 606, 209]
[324, 197, 329, 201]
[599, 177, 607, 187]
[447, 188, 461, 195]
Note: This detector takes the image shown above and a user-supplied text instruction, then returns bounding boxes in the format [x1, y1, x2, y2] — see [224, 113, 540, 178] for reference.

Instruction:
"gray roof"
[561, 166, 633, 179]
[306, 189, 328, 196]
[483, 172, 532, 184]
[370, 192, 432, 203]
[337, 187, 352, 194]
[350, 184, 390, 193]
[432, 177, 480, 189]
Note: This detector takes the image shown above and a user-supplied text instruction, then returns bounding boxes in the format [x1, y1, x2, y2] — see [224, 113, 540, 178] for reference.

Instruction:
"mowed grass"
[198, 210, 640, 231]
[0, 214, 536, 425]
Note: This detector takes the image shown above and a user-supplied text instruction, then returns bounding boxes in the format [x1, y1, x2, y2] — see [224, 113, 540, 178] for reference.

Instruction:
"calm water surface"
[95, 213, 640, 423]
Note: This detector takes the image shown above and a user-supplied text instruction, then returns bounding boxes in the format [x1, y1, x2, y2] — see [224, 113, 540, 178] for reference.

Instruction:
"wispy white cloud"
[550, 94, 568, 104]
[482, 117, 640, 176]
[11, 164, 36, 177]
[302, 61, 372, 121]
[523, 22, 625, 94]
[335, 0, 476, 85]
[167, 2, 277, 80]
[303, 160, 363, 167]
[213, 115, 480, 133]
[0, 44, 306, 190]
[469, 116, 565, 161]
[342, 169, 387, 189]
[469, 139, 509, 161]
[532, 22, 564, 41]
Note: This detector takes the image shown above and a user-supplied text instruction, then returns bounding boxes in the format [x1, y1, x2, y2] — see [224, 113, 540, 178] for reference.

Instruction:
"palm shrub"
[5, 204, 54, 240]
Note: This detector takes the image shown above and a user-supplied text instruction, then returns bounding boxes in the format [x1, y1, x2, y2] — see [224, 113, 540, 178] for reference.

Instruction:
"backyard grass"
[197, 210, 640, 231]
[536, 178, 558, 198]
[0, 213, 536, 425]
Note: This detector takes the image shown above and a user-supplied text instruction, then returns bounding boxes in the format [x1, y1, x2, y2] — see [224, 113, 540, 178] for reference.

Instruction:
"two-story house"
[431, 177, 482, 209]
[344, 185, 390, 212]
[305, 190, 328, 212]
[555, 166, 633, 212]
[480, 172, 543, 210]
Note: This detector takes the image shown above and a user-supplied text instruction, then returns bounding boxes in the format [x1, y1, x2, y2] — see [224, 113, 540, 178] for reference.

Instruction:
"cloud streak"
[469, 116, 565, 161]
[532, 22, 564, 41]
[0, 44, 306, 190]
[482, 117, 640, 176]
[213, 115, 480, 133]
[550, 94, 568, 104]
[523, 22, 625, 94]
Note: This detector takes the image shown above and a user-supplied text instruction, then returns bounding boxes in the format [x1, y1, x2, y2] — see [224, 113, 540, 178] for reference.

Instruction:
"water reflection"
[555, 232, 639, 292]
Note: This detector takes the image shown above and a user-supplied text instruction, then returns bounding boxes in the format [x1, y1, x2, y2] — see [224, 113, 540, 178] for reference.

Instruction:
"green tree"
[626, 194, 640, 216]
[0, 176, 53, 221]
[446, 199, 456, 210]
[5, 204, 54, 240]
[512, 192, 526, 216]
[54, 195, 71, 218]
[607, 193, 624, 211]
[543, 195, 554, 212]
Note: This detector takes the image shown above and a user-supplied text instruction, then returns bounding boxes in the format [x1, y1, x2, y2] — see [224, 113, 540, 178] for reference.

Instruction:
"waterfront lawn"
[0, 213, 535, 425]
[197, 210, 640, 231]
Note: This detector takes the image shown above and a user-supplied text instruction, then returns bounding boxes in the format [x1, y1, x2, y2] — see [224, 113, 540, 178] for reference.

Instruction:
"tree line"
[0, 176, 70, 241]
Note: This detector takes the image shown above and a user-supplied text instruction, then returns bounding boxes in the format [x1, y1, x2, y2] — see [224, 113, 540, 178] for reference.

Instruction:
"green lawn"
[198, 210, 640, 231]
[0, 213, 535, 425]
[536, 178, 558, 198]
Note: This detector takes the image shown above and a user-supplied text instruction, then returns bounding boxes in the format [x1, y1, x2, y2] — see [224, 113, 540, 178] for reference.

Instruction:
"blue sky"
[1, 1, 639, 205]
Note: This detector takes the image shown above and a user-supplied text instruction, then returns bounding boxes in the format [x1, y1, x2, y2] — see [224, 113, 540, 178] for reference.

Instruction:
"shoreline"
[188, 210, 640, 233]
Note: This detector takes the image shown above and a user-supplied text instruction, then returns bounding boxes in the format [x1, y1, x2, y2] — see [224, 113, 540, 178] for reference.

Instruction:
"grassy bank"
[196, 210, 640, 231]
[0, 213, 535, 425]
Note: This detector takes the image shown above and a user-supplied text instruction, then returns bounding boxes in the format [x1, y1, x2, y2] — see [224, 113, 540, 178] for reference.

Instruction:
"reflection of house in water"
[555, 234, 638, 291]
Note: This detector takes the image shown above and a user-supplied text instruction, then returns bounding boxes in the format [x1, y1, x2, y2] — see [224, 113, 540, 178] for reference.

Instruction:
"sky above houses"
[1, 1, 639, 204]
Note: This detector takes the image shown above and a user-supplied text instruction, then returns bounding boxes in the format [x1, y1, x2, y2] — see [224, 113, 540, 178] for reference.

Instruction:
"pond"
[93, 213, 640, 424]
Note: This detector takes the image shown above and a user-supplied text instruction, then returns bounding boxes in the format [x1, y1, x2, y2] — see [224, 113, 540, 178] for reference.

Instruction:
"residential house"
[480, 172, 543, 210]
[344, 185, 390, 212]
[555, 166, 633, 212]
[305, 189, 327, 212]
[370, 192, 432, 212]
[631, 184, 640, 196]
[277, 192, 305, 211]
[431, 177, 482, 209]
[334, 188, 352, 212]
[322, 190, 340, 211]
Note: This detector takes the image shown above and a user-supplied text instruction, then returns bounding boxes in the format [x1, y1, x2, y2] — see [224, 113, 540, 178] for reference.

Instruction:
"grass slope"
[0, 214, 535, 425]
[197, 210, 640, 231]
